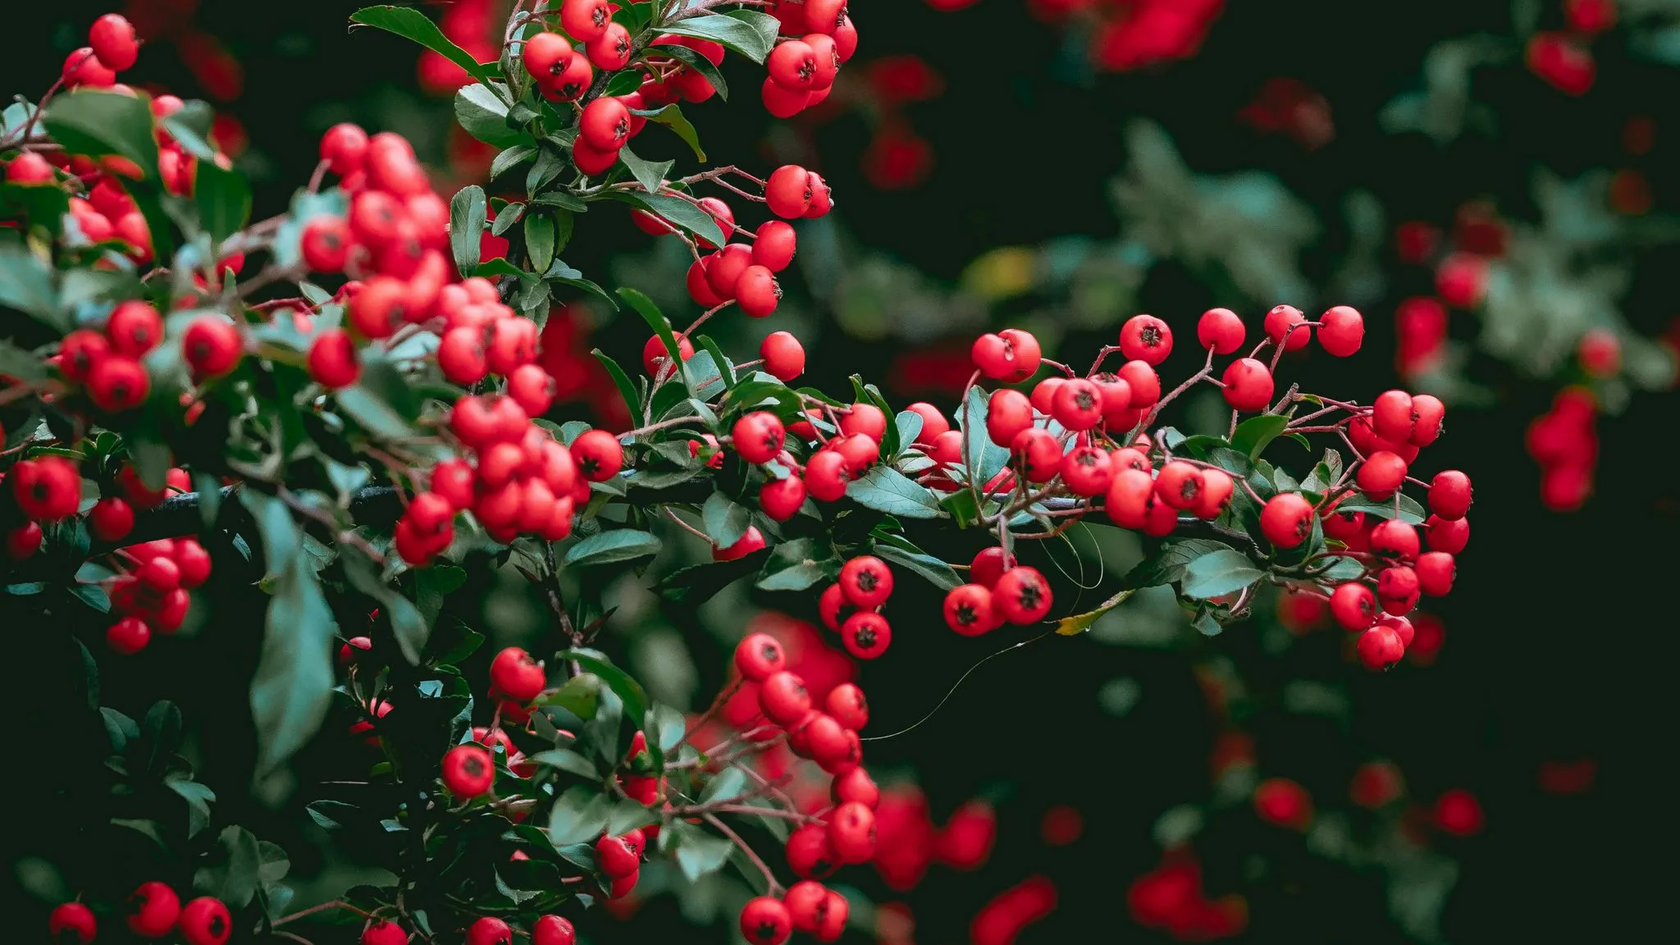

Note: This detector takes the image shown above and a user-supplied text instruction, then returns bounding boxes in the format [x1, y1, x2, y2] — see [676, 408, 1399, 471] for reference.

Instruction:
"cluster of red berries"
[941, 548, 1053, 635]
[362, 909, 576, 945]
[291, 122, 464, 390]
[1526, 387, 1599, 512]
[660, 163, 833, 320]
[1126, 852, 1248, 941]
[815, 555, 896, 659]
[759, 0, 858, 118]
[102, 536, 213, 654]
[49, 884, 231, 945]
[392, 395, 625, 564]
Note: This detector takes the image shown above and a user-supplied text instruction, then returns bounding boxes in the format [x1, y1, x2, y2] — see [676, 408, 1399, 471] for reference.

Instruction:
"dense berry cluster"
[50, 884, 232, 945]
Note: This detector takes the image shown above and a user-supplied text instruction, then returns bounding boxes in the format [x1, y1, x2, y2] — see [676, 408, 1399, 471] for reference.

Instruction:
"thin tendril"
[861, 631, 1054, 743]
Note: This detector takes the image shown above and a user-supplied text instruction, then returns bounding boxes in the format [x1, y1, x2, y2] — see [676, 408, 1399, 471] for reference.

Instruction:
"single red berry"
[308, 329, 360, 388]
[587, 23, 633, 70]
[832, 766, 879, 809]
[993, 566, 1052, 624]
[1119, 314, 1173, 365]
[1195, 468, 1234, 520]
[1221, 358, 1274, 411]
[1104, 467, 1154, 530]
[301, 216, 351, 272]
[766, 165, 813, 218]
[533, 915, 577, 945]
[58, 329, 110, 383]
[1318, 305, 1364, 356]
[1117, 360, 1162, 408]
[443, 744, 495, 799]
[838, 555, 893, 607]
[1356, 625, 1405, 671]
[733, 411, 787, 464]
[1260, 493, 1314, 548]
[1428, 470, 1472, 520]
[1416, 551, 1456, 596]
[818, 583, 856, 632]
[87, 355, 150, 411]
[740, 896, 793, 945]
[944, 583, 998, 636]
[985, 388, 1034, 448]
[5, 151, 55, 185]
[804, 450, 850, 502]
[760, 475, 807, 522]
[643, 331, 695, 377]
[1154, 461, 1204, 510]
[735, 632, 787, 681]
[13, 457, 83, 521]
[182, 317, 243, 379]
[1050, 378, 1104, 430]
[1197, 307, 1245, 354]
[320, 122, 369, 175]
[833, 433, 879, 475]
[1010, 428, 1062, 483]
[826, 683, 868, 730]
[1329, 582, 1377, 631]
[1253, 777, 1314, 829]
[840, 611, 892, 660]
[178, 896, 232, 945]
[817, 890, 849, 941]
[1426, 514, 1470, 554]
[1371, 390, 1415, 444]
[127, 882, 181, 938]
[737, 265, 782, 317]
[1060, 445, 1113, 497]
[840, 403, 888, 442]
[753, 220, 798, 272]
[89, 15, 141, 73]
[1377, 566, 1420, 615]
[361, 920, 407, 945]
[562, 0, 612, 41]
[571, 429, 623, 481]
[970, 547, 1015, 589]
[1357, 451, 1408, 498]
[760, 330, 805, 381]
[1264, 304, 1311, 350]
[759, 671, 813, 727]
[714, 526, 767, 561]
[786, 823, 839, 879]
[48, 902, 97, 945]
[1434, 788, 1485, 836]
[828, 801, 877, 863]
[490, 647, 545, 703]
[63, 47, 116, 88]
[7, 523, 42, 562]
[768, 39, 819, 91]
[784, 881, 831, 935]
[1369, 519, 1420, 563]
[466, 916, 513, 945]
[579, 96, 630, 151]
[87, 497, 136, 542]
[605, 870, 639, 899]
[107, 300, 162, 356]
[596, 834, 641, 878]
[1409, 394, 1446, 446]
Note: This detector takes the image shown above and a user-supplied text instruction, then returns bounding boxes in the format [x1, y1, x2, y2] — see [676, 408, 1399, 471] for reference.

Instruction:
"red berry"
[533, 915, 577, 945]
[1371, 390, 1415, 444]
[944, 583, 998, 636]
[760, 475, 807, 521]
[182, 317, 243, 379]
[1153, 461, 1204, 510]
[466, 916, 513, 945]
[1260, 493, 1314, 548]
[90, 13, 140, 71]
[733, 411, 787, 464]
[107, 300, 162, 356]
[570, 131, 617, 173]
[818, 583, 856, 632]
[1263, 304, 1310, 350]
[804, 450, 850, 502]
[5, 151, 55, 185]
[580, 96, 630, 151]
[753, 220, 798, 271]
[443, 744, 495, 799]
[784, 881, 831, 934]
[12, 457, 82, 521]
[1428, 470, 1472, 520]
[760, 330, 805, 380]
[803, 173, 834, 217]
[587, 23, 633, 70]
[362, 921, 407, 945]
[1318, 305, 1364, 356]
[1117, 360, 1162, 407]
[827, 801, 877, 863]
[832, 766, 879, 808]
[58, 329, 110, 383]
[88, 497, 136, 542]
[1409, 394, 1446, 446]
[571, 429, 623, 481]
[63, 48, 116, 88]
[308, 329, 360, 388]
[1119, 314, 1173, 365]
[1197, 307, 1245, 354]
[759, 671, 813, 726]
[826, 682, 868, 730]
[839, 555, 893, 607]
[48, 903, 97, 945]
[786, 823, 839, 879]
[740, 896, 793, 945]
[1356, 625, 1405, 671]
[490, 647, 545, 702]
[1329, 582, 1376, 630]
[1253, 778, 1313, 829]
[840, 403, 887, 441]
[562, 0, 612, 41]
[735, 632, 787, 681]
[833, 433, 879, 474]
[972, 330, 1040, 382]
[1010, 428, 1062, 483]
[177, 896, 232, 945]
[1059, 445, 1113, 497]
[1376, 566, 1420, 615]
[596, 834, 641, 878]
[768, 39, 819, 90]
[87, 355, 150, 411]
[1369, 519, 1420, 563]
[993, 566, 1052, 624]
[1426, 514, 1470, 554]
[766, 165, 813, 218]
[1194, 468, 1233, 519]
[1221, 358, 1273, 411]
[643, 331, 695, 376]
[714, 525, 767, 561]
[1357, 451, 1408, 498]
[1416, 551, 1456, 596]
[126, 881, 180, 938]
[985, 389, 1034, 448]
[1105, 468, 1154, 530]
[320, 123, 369, 175]
[840, 611, 892, 660]
[1050, 378, 1104, 430]
[970, 547, 1015, 589]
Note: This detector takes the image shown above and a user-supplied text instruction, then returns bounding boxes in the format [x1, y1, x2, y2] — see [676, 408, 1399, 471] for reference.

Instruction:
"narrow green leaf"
[617, 288, 688, 387]
[454, 83, 527, 148]
[562, 529, 661, 567]
[592, 349, 644, 426]
[524, 212, 555, 275]
[449, 185, 488, 278]
[558, 648, 649, 726]
[755, 537, 835, 592]
[1231, 414, 1291, 459]
[659, 10, 778, 62]
[617, 145, 674, 197]
[873, 541, 961, 591]
[194, 161, 252, 246]
[1055, 588, 1137, 635]
[595, 190, 727, 250]
[658, 43, 729, 101]
[699, 767, 748, 805]
[350, 6, 496, 86]
[632, 103, 706, 161]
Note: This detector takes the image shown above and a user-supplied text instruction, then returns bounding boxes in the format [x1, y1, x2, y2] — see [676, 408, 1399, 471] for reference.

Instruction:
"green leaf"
[646, 702, 687, 753]
[536, 673, 601, 720]
[305, 799, 358, 831]
[1192, 611, 1224, 637]
[454, 83, 527, 148]
[592, 349, 644, 426]
[247, 496, 338, 774]
[608, 798, 658, 835]
[195, 826, 261, 909]
[194, 161, 251, 246]
[699, 766, 748, 805]
[957, 386, 1010, 486]
[1055, 587, 1138, 635]
[1231, 414, 1291, 459]
[633, 104, 706, 161]
[490, 146, 535, 181]
[143, 701, 184, 777]
[42, 90, 159, 179]
[558, 649, 649, 726]
[167, 779, 217, 837]
[695, 335, 736, 390]
[657, 556, 761, 605]
[528, 749, 599, 779]
[160, 100, 216, 159]
[873, 541, 960, 591]
[755, 537, 835, 592]
[449, 185, 488, 278]
[846, 467, 943, 519]
[596, 191, 727, 251]
[893, 411, 925, 456]
[660, 10, 779, 63]
[563, 529, 660, 567]
[701, 491, 753, 549]
[547, 785, 612, 845]
[527, 146, 566, 195]
[524, 212, 555, 275]
[1180, 548, 1264, 600]
[1123, 538, 1233, 589]
[1334, 492, 1427, 525]
[617, 145, 674, 197]
[617, 287, 688, 387]
[0, 239, 60, 328]
[668, 820, 735, 882]
[341, 549, 429, 665]
[533, 190, 588, 212]
[1, 338, 51, 381]
[350, 6, 496, 87]
[657, 43, 729, 101]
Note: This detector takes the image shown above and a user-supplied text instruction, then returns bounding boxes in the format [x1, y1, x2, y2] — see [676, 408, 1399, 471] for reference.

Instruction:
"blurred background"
[9, 0, 1680, 942]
